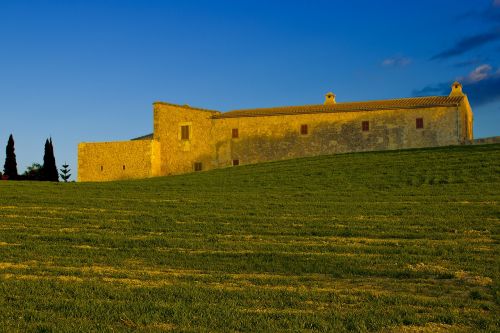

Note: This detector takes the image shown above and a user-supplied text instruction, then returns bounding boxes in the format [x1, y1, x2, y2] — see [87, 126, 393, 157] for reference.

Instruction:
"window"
[123, 165, 125, 170]
[232, 159, 240, 166]
[362, 121, 369, 132]
[181, 125, 190, 140]
[194, 162, 202, 171]
[100, 166, 103, 172]
[416, 118, 424, 129]
[232, 128, 239, 138]
[300, 124, 308, 135]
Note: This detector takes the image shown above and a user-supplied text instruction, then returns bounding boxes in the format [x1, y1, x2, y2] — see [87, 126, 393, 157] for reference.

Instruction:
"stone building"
[78, 82, 473, 182]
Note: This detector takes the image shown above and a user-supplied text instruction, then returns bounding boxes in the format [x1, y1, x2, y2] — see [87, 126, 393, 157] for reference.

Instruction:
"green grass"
[0, 144, 499, 332]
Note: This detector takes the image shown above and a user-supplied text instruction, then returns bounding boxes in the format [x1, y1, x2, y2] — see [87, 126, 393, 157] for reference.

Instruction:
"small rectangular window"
[416, 118, 424, 129]
[232, 159, 239, 166]
[181, 125, 190, 140]
[232, 128, 239, 138]
[122, 165, 125, 170]
[194, 162, 202, 171]
[100, 166, 103, 171]
[300, 124, 308, 135]
[362, 121, 369, 132]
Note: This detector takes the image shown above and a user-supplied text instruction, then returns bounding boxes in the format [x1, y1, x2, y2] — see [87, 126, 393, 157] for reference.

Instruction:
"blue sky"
[1, 0, 499, 178]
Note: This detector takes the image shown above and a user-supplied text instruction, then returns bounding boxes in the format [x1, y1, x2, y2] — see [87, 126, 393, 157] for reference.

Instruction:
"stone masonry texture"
[78, 84, 473, 182]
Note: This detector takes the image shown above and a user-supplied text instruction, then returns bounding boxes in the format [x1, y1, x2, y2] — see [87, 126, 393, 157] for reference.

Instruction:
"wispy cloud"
[413, 64, 500, 107]
[381, 55, 412, 67]
[464, 64, 493, 82]
[431, 29, 500, 61]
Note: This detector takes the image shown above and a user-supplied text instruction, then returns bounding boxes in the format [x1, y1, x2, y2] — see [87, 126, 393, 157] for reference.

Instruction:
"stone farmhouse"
[78, 82, 473, 182]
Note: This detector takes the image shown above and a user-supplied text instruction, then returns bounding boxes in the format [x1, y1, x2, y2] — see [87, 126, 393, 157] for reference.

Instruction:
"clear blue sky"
[1, 0, 499, 178]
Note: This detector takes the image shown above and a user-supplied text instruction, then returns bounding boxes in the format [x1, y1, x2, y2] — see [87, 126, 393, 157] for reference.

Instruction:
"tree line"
[1, 134, 71, 182]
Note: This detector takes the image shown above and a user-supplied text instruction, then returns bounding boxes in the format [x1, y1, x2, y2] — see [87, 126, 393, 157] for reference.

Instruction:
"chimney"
[324, 92, 336, 105]
[449, 81, 464, 96]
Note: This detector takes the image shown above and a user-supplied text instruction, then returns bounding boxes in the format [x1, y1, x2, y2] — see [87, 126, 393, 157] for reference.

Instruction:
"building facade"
[78, 82, 473, 182]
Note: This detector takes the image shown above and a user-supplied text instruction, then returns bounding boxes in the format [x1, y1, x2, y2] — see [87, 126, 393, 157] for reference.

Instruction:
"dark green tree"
[4, 134, 18, 180]
[23, 163, 43, 180]
[59, 163, 71, 182]
[42, 138, 58, 182]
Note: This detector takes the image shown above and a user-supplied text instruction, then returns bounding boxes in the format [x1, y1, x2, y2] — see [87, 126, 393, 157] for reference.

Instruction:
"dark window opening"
[362, 121, 369, 132]
[181, 125, 190, 140]
[232, 128, 239, 138]
[194, 162, 202, 171]
[100, 166, 103, 171]
[416, 118, 424, 129]
[300, 124, 308, 135]
[123, 165, 125, 170]
[233, 159, 239, 166]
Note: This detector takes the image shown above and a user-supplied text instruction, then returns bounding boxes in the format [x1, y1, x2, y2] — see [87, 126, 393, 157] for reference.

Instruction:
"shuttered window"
[194, 162, 202, 171]
[416, 118, 424, 129]
[232, 128, 239, 138]
[300, 124, 308, 135]
[181, 125, 190, 140]
[362, 121, 369, 132]
[232, 159, 239, 166]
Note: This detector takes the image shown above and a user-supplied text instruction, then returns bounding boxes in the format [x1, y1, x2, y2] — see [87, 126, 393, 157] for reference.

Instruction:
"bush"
[22, 163, 43, 180]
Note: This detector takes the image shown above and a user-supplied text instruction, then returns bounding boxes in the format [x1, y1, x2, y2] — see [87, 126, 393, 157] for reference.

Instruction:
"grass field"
[0, 144, 499, 332]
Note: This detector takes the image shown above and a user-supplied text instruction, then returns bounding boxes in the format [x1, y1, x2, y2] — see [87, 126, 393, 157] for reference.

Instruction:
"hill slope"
[0, 144, 499, 332]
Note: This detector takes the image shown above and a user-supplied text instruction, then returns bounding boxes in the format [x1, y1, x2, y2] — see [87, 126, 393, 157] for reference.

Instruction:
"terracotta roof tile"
[214, 96, 464, 119]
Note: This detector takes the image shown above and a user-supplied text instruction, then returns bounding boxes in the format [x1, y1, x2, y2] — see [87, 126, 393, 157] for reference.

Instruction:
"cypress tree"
[42, 138, 59, 182]
[49, 138, 59, 181]
[41, 139, 50, 181]
[4, 134, 18, 180]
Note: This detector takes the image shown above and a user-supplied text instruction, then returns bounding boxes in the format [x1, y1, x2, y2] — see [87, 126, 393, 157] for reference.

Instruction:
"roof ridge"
[214, 95, 464, 119]
[225, 95, 458, 113]
[153, 101, 221, 114]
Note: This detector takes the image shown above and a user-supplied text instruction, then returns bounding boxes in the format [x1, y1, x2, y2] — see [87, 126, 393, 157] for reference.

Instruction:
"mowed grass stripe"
[0, 144, 498, 331]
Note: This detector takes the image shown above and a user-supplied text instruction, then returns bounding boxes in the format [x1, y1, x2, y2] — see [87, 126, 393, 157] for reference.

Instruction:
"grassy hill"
[0, 144, 499, 332]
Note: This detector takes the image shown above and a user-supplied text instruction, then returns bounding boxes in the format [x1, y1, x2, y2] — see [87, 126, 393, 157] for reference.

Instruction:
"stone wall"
[153, 103, 220, 175]
[78, 139, 159, 182]
[207, 106, 461, 169]
[78, 97, 472, 181]
[460, 96, 474, 143]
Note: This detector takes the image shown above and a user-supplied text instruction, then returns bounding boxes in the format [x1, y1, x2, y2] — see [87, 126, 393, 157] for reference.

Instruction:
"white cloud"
[467, 64, 493, 82]
[381, 55, 412, 67]
[458, 64, 500, 84]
